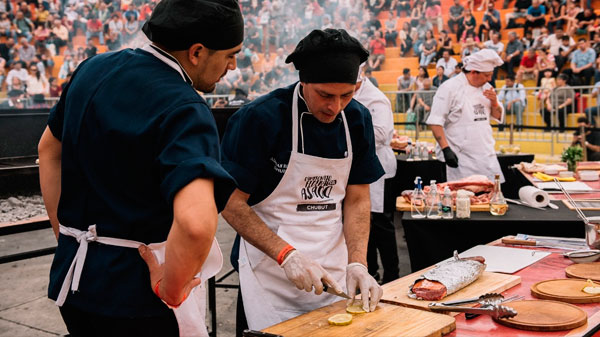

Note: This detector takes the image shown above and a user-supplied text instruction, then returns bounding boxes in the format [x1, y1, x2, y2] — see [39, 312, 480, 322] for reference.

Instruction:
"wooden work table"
[261, 240, 600, 337]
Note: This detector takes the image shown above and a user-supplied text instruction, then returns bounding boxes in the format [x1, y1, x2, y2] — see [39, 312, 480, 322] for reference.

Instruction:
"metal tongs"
[439, 293, 504, 306]
[553, 178, 591, 226]
[429, 302, 517, 319]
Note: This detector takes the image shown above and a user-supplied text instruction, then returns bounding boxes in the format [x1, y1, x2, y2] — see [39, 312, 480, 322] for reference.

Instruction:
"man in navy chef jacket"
[221, 29, 385, 331]
[37, 0, 242, 335]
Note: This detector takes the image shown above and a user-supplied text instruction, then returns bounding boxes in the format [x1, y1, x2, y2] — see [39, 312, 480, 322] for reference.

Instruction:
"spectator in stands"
[433, 65, 448, 86]
[461, 29, 480, 44]
[365, 68, 379, 87]
[451, 62, 464, 77]
[48, 77, 61, 98]
[0, 12, 15, 41]
[6, 62, 26, 91]
[498, 75, 526, 130]
[18, 2, 31, 20]
[368, 30, 386, 71]
[399, 22, 412, 56]
[85, 15, 104, 46]
[544, 27, 573, 58]
[419, 30, 437, 66]
[415, 78, 436, 127]
[543, 73, 573, 131]
[506, 0, 532, 28]
[366, 12, 382, 37]
[437, 50, 458, 77]
[409, 4, 423, 28]
[572, 116, 600, 161]
[245, 20, 261, 52]
[425, 1, 443, 32]
[396, 68, 415, 113]
[14, 11, 33, 41]
[516, 48, 538, 83]
[536, 48, 556, 85]
[584, 79, 600, 121]
[572, 8, 597, 37]
[547, 0, 565, 33]
[228, 88, 251, 107]
[0, 37, 14, 66]
[448, 0, 465, 35]
[1, 88, 25, 109]
[462, 37, 480, 58]
[484, 30, 504, 85]
[123, 13, 139, 42]
[458, 8, 476, 43]
[438, 30, 454, 56]
[108, 13, 123, 42]
[16, 37, 34, 64]
[413, 16, 432, 55]
[391, 0, 411, 17]
[563, 38, 596, 86]
[33, 23, 50, 45]
[520, 27, 534, 49]
[58, 54, 75, 80]
[35, 3, 49, 28]
[84, 39, 97, 59]
[479, 2, 501, 41]
[26, 63, 48, 105]
[503, 31, 524, 77]
[106, 30, 121, 51]
[531, 27, 549, 50]
[556, 34, 577, 71]
[384, 11, 398, 47]
[538, 69, 556, 103]
[563, 0, 581, 35]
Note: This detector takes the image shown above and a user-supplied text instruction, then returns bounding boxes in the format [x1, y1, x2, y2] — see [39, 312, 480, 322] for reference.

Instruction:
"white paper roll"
[518, 186, 550, 208]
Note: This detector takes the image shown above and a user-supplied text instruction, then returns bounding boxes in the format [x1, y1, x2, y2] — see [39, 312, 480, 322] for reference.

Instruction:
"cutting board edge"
[531, 279, 600, 304]
[494, 299, 588, 332]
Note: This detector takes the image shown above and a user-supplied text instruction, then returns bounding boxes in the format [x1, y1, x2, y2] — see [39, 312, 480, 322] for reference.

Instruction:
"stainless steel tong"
[439, 293, 504, 306]
[429, 302, 518, 319]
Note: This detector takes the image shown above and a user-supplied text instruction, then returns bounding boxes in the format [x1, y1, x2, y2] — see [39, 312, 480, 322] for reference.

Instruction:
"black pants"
[563, 68, 595, 86]
[524, 18, 545, 31]
[503, 55, 521, 77]
[236, 290, 248, 337]
[366, 178, 400, 284]
[478, 22, 501, 40]
[542, 105, 571, 131]
[59, 303, 179, 337]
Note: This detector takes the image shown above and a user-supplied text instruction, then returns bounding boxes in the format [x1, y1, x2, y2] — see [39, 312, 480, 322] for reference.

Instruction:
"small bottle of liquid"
[455, 190, 471, 219]
[441, 186, 454, 219]
[489, 174, 508, 216]
[411, 177, 426, 218]
[426, 180, 441, 219]
[406, 141, 414, 161]
[413, 141, 421, 161]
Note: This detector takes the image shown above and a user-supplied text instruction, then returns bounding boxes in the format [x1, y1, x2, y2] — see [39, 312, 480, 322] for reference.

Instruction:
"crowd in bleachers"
[0, 0, 154, 108]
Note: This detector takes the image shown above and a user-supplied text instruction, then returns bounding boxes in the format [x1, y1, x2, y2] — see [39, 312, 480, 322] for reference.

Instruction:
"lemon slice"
[327, 313, 353, 326]
[583, 286, 600, 294]
[346, 304, 366, 314]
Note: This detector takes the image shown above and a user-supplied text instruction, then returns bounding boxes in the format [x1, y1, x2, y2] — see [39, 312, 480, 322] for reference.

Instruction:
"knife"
[505, 198, 546, 210]
[322, 284, 352, 299]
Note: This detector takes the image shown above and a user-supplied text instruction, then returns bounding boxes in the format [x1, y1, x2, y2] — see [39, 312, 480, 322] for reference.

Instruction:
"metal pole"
[581, 124, 588, 162]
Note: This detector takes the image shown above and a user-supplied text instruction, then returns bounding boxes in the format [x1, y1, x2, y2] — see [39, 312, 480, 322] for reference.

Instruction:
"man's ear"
[188, 43, 205, 66]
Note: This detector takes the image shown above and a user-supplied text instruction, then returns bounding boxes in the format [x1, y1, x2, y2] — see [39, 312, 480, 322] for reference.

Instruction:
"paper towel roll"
[518, 186, 550, 208]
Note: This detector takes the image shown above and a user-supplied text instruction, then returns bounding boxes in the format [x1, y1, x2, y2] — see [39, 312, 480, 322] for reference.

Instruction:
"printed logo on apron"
[473, 103, 487, 122]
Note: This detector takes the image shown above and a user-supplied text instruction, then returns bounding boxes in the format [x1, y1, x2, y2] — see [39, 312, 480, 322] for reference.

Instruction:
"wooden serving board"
[494, 300, 587, 331]
[566, 262, 600, 282]
[562, 199, 600, 211]
[262, 301, 456, 337]
[380, 267, 521, 315]
[531, 279, 600, 303]
[396, 198, 490, 212]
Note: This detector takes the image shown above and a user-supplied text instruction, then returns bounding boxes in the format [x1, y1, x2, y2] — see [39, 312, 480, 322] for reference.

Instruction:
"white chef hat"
[463, 49, 504, 72]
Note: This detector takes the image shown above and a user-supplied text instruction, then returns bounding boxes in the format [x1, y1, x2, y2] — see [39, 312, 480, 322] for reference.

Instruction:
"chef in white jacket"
[426, 49, 506, 182]
[353, 66, 399, 284]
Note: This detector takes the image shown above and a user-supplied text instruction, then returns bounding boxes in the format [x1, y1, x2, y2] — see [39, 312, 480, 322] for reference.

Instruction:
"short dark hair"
[561, 35, 570, 41]
[506, 75, 515, 81]
[558, 73, 569, 82]
[403, 68, 410, 74]
[579, 37, 587, 42]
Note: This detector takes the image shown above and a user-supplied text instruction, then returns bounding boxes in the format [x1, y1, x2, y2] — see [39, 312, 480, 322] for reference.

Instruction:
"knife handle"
[501, 237, 536, 246]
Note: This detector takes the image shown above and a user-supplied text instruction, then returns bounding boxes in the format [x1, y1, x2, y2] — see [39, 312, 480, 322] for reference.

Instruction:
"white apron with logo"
[238, 83, 353, 330]
[56, 224, 222, 337]
[430, 74, 504, 183]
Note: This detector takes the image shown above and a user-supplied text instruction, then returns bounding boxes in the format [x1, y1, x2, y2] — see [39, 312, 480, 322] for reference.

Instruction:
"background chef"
[353, 65, 399, 285]
[426, 49, 506, 182]
[221, 29, 384, 331]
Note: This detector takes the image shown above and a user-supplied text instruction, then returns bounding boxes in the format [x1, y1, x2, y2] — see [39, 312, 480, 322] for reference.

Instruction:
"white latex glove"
[281, 250, 343, 295]
[346, 263, 383, 312]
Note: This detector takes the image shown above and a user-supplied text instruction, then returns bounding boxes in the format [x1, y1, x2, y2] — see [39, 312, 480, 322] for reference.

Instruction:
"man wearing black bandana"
[37, 0, 242, 336]
[221, 29, 384, 331]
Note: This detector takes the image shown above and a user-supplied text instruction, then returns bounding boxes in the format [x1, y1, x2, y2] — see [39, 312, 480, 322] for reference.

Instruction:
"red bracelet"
[277, 244, 295, 265]
[154, 279, 187, 309]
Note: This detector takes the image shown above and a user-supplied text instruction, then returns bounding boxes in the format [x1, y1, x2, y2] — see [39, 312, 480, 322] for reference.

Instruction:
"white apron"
[239, 83, 353, 330]
[56, 224, 223, 337]
[432, 76, 504, 183]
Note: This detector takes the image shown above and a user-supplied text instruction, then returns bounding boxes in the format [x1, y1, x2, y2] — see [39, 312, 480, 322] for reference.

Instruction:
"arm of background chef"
[343, 184, 371, 266]
[38, 126, 61, 239]
[430, 125, 450, 149]
[161, 177, 218, 305]
[222, 188, 290, 261]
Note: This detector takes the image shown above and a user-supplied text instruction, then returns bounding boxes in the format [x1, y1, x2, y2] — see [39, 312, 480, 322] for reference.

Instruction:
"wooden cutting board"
[494, 300, 587, 331]
[380, 267, 521, 315]
[531, 279, 600, 303]
[566, 262, 600, 282]
[262, 301, 456, 337]
[396, 198, 490, 212]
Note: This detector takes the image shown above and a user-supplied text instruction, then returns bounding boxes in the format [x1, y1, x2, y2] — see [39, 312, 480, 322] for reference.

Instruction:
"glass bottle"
[406, 141, 414, 161]
[489, 174, 508, 216]
[426, 180, 441, 219]
[441, 186, 454, 219]
[411, 177, 426, 218]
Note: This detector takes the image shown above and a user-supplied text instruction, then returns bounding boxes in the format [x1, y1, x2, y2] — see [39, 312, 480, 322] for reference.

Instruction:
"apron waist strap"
[56, 224, 145, 307]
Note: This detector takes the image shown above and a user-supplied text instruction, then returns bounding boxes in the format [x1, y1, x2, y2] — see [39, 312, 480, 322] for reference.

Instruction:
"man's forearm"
[343, 184, 370, 266]
[430, 124, 449, 148]
[38, 127, 62, 238]
[222, 188, 289, 260]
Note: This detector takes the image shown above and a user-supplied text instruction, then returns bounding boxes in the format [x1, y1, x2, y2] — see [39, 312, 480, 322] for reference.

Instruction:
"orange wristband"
[154, 279, 187, 309]
[277, 244, 295, 265]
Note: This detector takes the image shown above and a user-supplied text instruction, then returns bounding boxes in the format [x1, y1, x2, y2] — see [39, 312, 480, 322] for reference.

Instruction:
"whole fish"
[408, 251, 486, 301]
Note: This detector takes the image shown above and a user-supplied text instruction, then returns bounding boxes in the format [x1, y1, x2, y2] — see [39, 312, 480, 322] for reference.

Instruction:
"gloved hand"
[442, 146, 459, 168]
[346, 263, 383, 313]
[281, 250, 343, 295]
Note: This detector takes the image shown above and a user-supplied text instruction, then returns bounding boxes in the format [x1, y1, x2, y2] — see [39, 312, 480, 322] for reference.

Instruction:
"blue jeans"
[586, 106, 600, 122]
[86, 31, 104, 45]
[504, 101, 524, 126]
[420, 51, 436, 66]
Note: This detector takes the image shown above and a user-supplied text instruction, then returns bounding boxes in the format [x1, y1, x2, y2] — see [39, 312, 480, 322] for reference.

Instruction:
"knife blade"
[322, 284, 352, 299]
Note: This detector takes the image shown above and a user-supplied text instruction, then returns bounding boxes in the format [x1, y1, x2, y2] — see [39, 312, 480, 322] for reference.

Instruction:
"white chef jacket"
[354, 78, 397, 212]
[426, 73, 505, 182]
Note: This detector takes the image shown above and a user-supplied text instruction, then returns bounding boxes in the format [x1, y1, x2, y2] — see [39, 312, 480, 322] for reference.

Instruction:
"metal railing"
[383, 85, 599, 156]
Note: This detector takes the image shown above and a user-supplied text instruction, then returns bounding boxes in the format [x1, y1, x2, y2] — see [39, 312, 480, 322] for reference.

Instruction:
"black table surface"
[400, 201, 597, 272]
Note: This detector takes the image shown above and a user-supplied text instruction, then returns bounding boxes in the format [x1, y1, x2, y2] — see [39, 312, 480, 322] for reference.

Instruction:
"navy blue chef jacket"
[221, 83, 385, 268]
[46, 48, 235, 317]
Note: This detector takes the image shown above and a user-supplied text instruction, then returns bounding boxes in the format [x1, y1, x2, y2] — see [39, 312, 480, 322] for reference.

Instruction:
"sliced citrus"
[583, 286, 600, 294]
[346, 304, 366, 314]
[327, 313, 353, 326]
